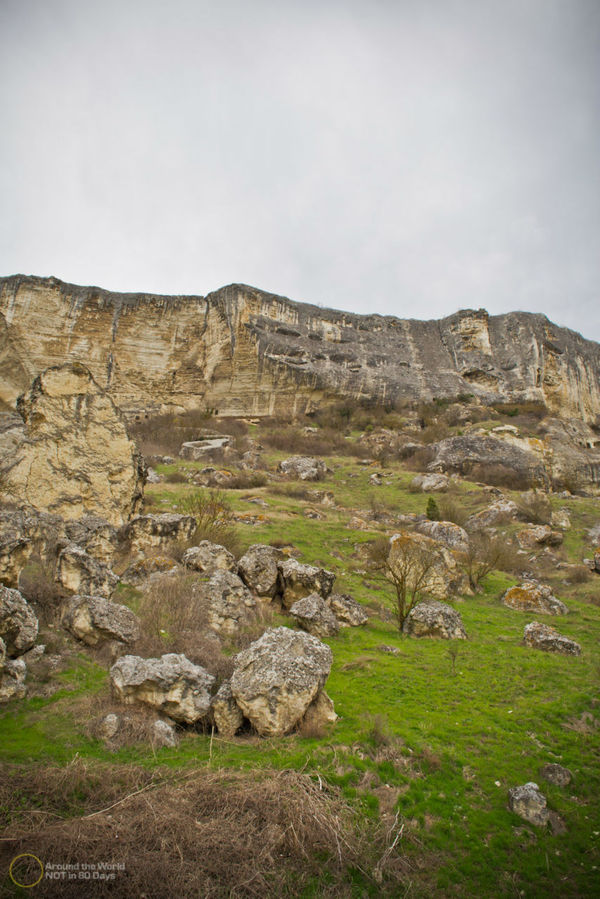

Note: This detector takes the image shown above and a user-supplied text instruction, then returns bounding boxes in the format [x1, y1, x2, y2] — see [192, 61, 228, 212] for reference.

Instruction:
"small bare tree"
[369, 534, 436, 629]
[459, 528, 522, 591]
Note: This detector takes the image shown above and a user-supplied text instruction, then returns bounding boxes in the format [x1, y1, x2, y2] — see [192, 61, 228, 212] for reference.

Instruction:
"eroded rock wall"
[1, 276, 599, 423]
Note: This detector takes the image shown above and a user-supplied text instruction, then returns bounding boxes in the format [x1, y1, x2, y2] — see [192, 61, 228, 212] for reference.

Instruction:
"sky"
[1, 0, 599, 339]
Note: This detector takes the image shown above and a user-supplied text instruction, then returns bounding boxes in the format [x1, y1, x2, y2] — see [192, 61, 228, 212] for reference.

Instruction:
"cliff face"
[1, 275, 599, 423]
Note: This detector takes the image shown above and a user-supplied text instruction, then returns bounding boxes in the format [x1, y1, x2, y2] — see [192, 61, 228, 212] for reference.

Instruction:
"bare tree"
[369, 534, 436, 629]
[459, 528, 522, 591]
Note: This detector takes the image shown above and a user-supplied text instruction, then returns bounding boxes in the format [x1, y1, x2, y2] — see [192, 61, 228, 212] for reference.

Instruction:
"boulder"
[289, 593, 340, 639]
[277, 456, 327, 481]
[427, 435, 548, 488]
[98, 713, 121, 741]
[0, 364, 145, 526]
[0, 657, 26, 703]
[0, 508, 66, 588]
[539, 763, 572, 787]
[62, 594, 140, 646]
[230, 627, 333, 736]
[0, 584, 38, 657]
[182, 541, 236, 575]
[152, 719, 178, 748]
[410, 473, 449, 492]
[240, 451, 263, 470]
[56, 544, 119, 598]
[237, 544, 283, 599]
[516, 526, 563, 549]
[120, 513, 197, 555]
[299, 690, 338, 731]
[0, 636, 4, 671]
[328, 593, 368, 627]
[278, 559, 335, 608]
[389, 531, 469, 599]
[523, 621, 581, 656]
[403, 600, 467, 640]
[146, 468, 161, 484]
[195, 570, 258, 637]
[179, 435, 232, 460]
[210, 680, 245, 737]
[502, 582, 568, 616]
[110, 653, 215, 724]
[467, 499, 518, 528]
[416, 520, 469, 553]
[64, 515, 119, 565]
[507, 783, 549, 827]
[551, 509, 571, 530]
[121, 554, 178, 586]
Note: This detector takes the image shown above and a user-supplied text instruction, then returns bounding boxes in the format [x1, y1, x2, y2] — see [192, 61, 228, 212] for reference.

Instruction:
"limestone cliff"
[1, 275, 599, 423]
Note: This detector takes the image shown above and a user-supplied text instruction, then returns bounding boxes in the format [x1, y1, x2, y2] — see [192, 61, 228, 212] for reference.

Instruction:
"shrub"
[426, 497, 440, 521]
[180, 489, 241, 557]
[17, 555, 61, 623]
[515, 491, 552, 524]
[436, 497, 469, 528]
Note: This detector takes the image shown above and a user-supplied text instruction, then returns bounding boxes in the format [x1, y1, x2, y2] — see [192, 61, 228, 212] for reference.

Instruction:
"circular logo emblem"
[9, 853, 44, 888]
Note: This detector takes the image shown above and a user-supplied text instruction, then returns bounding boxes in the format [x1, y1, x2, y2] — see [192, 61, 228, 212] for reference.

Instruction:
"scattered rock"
[278, 559, 335, 608]
[328, 593, 368, 627]
[416, 520, 469, 553]
[277, 456, 327, 481]
[299, 690, 338, 731]
[152, 719, 178, 748]
[98, 712, 121, 741]
[551, 509, 571, 530]
[523, 621, 581, 656]
[516, 526, 563, 549]
[467, 499, 519, 528]
[369, 473, 384, 486]
[195, 570, 257, 637]
[402, 600, 467, 640]
[240, 450, 262, 470]
[410, 473, 449, 492]
[0, 584, 38, 657]
[230, 627, 333, 736]
[62, 594, 140, 646]
[539, 763, 572, 787]
[0, 363, 145, 526]
[237, 544, 283, 599]
[56, 544, 119, 598]
[120, 513, 197, 555]
[347, 516, 370, 531]
[191, 468, 235, 488]
[507, 782, 549, 827]
[0, 657, 26, 702]
[376, 644, 400, 655]
[502, 582, 568, 616]
[110, 653, 215, 724]
[210, 681, 244, 737]
[146, 467, 161, 484]
[182, 541, 236, 575]
[289, 593, 340, 638]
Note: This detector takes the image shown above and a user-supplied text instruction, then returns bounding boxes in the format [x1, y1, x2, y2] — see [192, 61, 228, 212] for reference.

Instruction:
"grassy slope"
[1, 448, 599, 897]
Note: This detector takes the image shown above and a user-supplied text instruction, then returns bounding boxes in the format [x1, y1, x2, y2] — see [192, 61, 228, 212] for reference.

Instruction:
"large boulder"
[230, 627, 333, 736]
[300, 690, 338, 732]
[410, 473, 449, 492]
[502, 582, 568, 616]
[523, 621, 581, 656]
[63, 515, 119, 566]
[507, 783, 549, 827]
[427, 434, 548, 488]
[516, 526, 563, 549]
[195, 570, 258, 637]
[467, 499, 519, 529]
[62, 594, 140, 646]
[182, 541, 236, 575]
[0, 657, 26, 703]
[0, 508, 66, 588]
[416, 520, 469, 553]
[389, 531, 469, 599]
[277, 559, 335, 609]
[179, 435, 232, 460]
[237, 544, 284, 599]
[277, 456, 327, 481]
[120, 513, 197, 555]
[328, 593, 368, 627]
[289, 593, 340, 639]
[0, 584, 38, 657]
[0, 364, 145, 526]
[110, 653, 215, 724]
[402, 599, 467, 640]
[56, 544, 119, 598]
[210, 681, 245, 737]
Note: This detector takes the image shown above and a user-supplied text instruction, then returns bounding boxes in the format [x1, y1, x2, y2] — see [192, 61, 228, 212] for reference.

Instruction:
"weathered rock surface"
[237, 544, 283, 599]
[300, 690, 338, 731]
[179, 435, 232, 460]
[289, 593, 340, 638]
[402, 600, 467, 640]
[0, 657, 26, 702]
[502, 582, 568, 616]
[62, 594, 140, 646]
[467, 499, 519, 529]
[328, 593, 368, 627]
[539, 763, 572, 787]
[523, 621, 581, 656]
[277, 456, 327, 481]
[427, 434, 548, 487]
[0, 364, 145, 525]
[389, 531, 469, 599]
[110, 653, 215, 723]
[210, 680, 245, 737]
[182, 541, 236, 575]
[121, 554, 178, 586]
[416, 520, 469, 553]
[410, 473, 449, 492]
[120, 513, 197, 554]
[63, 515, 119, 565]
[56, 544, 119, 598]
[152, 719, 178, 748]
[278, 559, 336, 608]
[0, 584, 38, 657]
[195, 570, 257, 637]
[508, 783, 550, 827]
[516, 526, 563, 549]
[230, 627, 333, 736]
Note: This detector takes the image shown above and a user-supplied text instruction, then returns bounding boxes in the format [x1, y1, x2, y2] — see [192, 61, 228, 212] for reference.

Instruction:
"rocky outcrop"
[0, 364, 145, 525]
[56, 544, 119, 598]
[426, 434, 549, 487]
[110, 653, 215, 723]
[402, 600, 467, 640]
[2, 276, 599, 427]
[516, 526, 563, 549]
[0, 584, 38, 657]
[502, 582, 568, 616]
[237, 544, 284, 599]
[62, 594, 140, 646]
[523, 621, 581, 656]
[328, 593, 368, 627]
[230, 627, 333, 736]
[195, 570, 257, 637]
[289, 594, 340, 638]
[120, 514, 197, 555]
[416, 520, 469, 553]
[410, 473, 449, 493]
[182, 541, 236, 575]
[278, 559, 335, 608]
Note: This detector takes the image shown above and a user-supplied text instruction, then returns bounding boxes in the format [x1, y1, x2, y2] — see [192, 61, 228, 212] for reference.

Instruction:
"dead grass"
[0, 760, 413, 897]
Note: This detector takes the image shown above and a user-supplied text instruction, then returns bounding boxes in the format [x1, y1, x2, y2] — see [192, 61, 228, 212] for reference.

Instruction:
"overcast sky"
[1, 0, 599, 339]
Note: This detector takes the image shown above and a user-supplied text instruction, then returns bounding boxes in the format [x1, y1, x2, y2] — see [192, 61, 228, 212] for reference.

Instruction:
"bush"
[436, 497, 469, 528]
[426, 497, 440, 521]
[18, 556, 61, 623]
[515, 491, 552, 525]
[180, 489, 241, 557]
